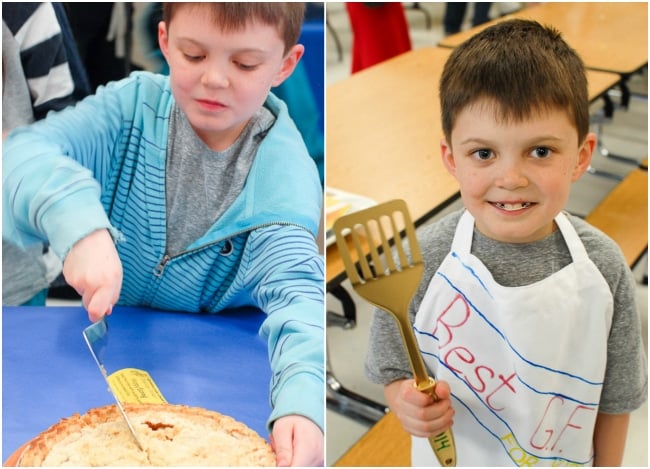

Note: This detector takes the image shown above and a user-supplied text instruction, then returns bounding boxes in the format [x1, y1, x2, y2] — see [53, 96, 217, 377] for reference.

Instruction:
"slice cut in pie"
[15, 403, 275, 466]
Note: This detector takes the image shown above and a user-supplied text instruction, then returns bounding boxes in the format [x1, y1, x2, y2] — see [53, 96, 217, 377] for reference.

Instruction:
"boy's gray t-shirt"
[365, 210, 647, 414]
[165, 104, 274, 256]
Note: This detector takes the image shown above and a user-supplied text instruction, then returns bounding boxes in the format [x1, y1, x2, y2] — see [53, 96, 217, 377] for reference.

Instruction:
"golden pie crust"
[15, 403, 275, 466]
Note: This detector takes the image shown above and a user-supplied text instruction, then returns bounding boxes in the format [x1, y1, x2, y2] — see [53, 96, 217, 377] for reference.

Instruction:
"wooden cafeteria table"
[334, 412, 410, 467]
[326, 47, 459, 285]
[438, 2, 648, 75]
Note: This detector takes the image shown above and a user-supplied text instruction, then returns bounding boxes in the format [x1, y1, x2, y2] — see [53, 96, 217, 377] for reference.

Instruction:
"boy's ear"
[440, 138, 457, 175]
[158, 21, 170, 63]
[571, 132, 597, 182]
[271, 44, 304, 87]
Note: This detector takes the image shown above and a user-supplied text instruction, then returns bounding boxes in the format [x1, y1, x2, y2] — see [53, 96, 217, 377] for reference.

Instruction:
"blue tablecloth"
[2, 305, 272, 462]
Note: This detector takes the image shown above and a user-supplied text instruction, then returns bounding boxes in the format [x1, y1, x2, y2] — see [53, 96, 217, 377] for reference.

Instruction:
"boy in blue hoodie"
[3, 3, 323, 466]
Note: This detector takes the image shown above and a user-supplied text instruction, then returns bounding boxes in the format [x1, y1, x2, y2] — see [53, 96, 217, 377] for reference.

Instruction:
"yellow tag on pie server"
[107, 368, 167, 404]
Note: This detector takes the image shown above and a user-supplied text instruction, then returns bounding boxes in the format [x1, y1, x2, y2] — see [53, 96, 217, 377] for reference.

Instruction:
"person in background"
[273, 2, 324, 186]
[366, 19, 646, 466]
[443, 2, 492, 35]
[65, 2, 134, 90]
[3, 3, 323, 465]
[345, 2, 412, 73]
[2, 1, 91, 306]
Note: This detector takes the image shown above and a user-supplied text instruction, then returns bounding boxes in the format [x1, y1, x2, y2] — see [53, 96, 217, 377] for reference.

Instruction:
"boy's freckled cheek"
[464, 169, 483, 183]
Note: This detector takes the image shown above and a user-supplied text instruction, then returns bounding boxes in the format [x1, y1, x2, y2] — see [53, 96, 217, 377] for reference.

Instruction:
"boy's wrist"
[42, 191, 117, 259]
[267, 372, 324, 433]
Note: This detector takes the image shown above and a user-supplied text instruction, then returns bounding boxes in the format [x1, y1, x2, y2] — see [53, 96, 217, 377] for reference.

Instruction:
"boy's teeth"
[496, 202, 531, 211]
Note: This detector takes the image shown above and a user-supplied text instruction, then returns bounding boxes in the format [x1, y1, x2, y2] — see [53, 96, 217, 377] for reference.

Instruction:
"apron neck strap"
[452, 210, 476, 255]
[554, 211, 589, 262]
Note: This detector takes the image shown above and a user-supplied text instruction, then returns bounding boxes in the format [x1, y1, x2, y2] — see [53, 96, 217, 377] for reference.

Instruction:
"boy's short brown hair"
[439, 19, 589, 144]
[162, 2, 305, 55]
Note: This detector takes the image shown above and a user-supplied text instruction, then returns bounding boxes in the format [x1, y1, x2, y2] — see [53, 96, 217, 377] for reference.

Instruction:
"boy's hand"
[270, 415, 323, 467]
[62, 229, 122, 323]
[386, 378, 455, 437]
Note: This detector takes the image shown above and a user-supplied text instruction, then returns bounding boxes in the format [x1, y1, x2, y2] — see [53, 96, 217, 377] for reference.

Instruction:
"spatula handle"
[416, 377, 457, 467]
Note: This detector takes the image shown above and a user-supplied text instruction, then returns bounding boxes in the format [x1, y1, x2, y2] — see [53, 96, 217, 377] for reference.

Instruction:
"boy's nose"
[201, 68, 229, 88]
[496, 161, 529, 189]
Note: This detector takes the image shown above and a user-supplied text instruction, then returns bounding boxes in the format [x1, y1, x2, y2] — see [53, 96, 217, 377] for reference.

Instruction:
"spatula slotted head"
[332, 199, 422, 287]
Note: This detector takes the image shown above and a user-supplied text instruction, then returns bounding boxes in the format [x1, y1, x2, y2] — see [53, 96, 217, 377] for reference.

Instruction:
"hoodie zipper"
[151, 221, 312, 278]
[153, 254, 172, 277]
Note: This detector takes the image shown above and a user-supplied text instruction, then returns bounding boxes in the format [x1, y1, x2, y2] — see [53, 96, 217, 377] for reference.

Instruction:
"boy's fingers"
[434, 380, 451, 400]
[86, 286, 116, 322]
[270, 431, 292, 467]
[403, 380, 435, 405]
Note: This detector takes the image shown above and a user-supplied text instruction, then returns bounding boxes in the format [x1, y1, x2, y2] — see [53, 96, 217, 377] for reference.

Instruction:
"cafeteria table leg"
[327, 370, 389, 425]
[588, 108, 635, 179]
[596, 121, 642, 167]
[602, 94, 615, 119]
[326, 19, 343, 62]
[616, 75, 648, 109]
[327, 284, 357, 329]
[327, 284, 388, 424]
[404, 2, 431, 29]
[594, 85, 647, 166]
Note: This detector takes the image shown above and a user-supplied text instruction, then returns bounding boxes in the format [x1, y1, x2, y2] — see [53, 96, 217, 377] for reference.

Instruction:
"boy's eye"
[531, 147, 551, 158]
[183, 54, 204, 62]
[234, 61, 259, 71]
[472, 149, 494, 160]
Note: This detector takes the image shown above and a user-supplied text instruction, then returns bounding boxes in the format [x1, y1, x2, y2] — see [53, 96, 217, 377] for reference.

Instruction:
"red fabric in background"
[346, 3, 412, 73]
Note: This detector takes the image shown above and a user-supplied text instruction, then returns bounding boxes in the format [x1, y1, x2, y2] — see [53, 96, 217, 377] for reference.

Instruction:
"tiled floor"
[325, 2, 647, 466]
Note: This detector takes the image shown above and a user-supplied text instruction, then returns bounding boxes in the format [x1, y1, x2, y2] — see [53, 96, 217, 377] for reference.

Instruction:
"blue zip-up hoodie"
[3, 72, 324, 431]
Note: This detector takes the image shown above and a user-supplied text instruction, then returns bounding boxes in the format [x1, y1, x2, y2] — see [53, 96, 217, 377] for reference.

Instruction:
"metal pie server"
[83, 317, 144, 451]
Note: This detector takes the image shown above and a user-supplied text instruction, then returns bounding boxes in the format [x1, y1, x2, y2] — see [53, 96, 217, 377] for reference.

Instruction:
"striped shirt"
[2, 2, 90, 121]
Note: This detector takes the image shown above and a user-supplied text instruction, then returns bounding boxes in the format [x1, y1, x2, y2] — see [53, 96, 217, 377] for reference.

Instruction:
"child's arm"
[246, 225, 324, 445]
[63, 228, 123, 322]
[384, 378, 455, 437]
[592, 411, 630, 466]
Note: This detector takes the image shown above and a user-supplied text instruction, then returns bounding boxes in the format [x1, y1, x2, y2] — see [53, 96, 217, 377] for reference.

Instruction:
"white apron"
[412, 211, 613, 466]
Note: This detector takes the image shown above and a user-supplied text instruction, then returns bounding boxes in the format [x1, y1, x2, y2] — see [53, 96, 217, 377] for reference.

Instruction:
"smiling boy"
[365, 19, 646, 466]
[3, 3, 323, 466]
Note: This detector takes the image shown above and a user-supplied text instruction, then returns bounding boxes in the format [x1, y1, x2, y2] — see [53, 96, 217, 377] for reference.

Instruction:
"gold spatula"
[332, 199, 456, 467]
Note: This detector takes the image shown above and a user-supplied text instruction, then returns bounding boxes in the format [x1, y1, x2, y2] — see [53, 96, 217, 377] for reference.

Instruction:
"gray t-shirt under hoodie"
[165, 104, 274, 257]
